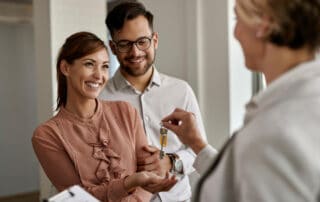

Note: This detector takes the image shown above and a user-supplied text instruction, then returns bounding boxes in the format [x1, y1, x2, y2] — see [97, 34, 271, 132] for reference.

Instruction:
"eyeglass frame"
[111, 33, 155, 53]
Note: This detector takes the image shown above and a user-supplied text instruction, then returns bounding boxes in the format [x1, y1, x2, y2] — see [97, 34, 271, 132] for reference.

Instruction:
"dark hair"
[266, 0, 320, 51]
[106, 1, 154, 38]
[56, 31, 107, 110]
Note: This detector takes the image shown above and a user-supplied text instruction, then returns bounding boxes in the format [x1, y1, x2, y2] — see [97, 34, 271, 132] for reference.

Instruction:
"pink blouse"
[32, 100, 152, 202]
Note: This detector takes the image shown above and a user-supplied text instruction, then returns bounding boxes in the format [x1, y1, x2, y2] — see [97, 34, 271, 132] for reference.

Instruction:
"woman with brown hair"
[32, 31, 176, 202]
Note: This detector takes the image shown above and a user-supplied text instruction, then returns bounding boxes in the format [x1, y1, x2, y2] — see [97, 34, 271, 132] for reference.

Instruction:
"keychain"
[159, 123, 168, 159]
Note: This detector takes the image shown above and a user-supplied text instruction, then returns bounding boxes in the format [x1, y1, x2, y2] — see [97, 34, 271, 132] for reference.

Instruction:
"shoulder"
[32, 115, 61, 144]
[159, 72, 194, 93]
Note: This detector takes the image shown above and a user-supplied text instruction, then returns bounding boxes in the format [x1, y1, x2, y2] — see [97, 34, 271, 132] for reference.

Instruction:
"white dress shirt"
[100, 67, 207, 202]
[194, 58, 320, 202]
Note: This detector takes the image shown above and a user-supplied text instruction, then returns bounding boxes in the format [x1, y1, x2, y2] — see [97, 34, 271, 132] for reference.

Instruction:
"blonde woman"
[162, 0, 320, 201]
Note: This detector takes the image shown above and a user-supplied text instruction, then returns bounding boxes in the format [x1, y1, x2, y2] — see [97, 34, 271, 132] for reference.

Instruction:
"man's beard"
[120, 53, 156, 77]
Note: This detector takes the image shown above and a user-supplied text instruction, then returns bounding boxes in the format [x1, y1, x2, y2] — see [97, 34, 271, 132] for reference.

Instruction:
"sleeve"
[32, 125, 82, 191]
[193, 145, 217, 175]
[32, 124, 136, 202]
[176, 83, 216, 175]
[235, 132, 314, 202]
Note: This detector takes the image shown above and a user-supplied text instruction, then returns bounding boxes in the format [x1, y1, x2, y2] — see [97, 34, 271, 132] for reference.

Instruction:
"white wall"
[0, 23, 38, 196]
[228, 0, 252, 132]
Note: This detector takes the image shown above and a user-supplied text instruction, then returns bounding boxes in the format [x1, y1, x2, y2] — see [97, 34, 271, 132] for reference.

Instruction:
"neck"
[261, 45, 314, 85]
[65, 97, 97, 119]
[121, 66, 154, 92]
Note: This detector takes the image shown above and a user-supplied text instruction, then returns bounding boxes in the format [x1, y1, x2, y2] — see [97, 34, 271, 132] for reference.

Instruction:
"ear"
[60, 60, 70, 77]
[109, 40, 117, 55]
[256, 15, 272, 38]
[152, 32, 159, 49]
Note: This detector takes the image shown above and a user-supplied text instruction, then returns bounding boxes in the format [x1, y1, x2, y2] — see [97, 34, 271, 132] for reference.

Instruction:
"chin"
[85, 92, 101, 100]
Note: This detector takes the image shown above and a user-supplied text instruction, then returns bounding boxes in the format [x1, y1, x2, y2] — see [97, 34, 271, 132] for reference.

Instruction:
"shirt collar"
[113, 65, 162, 91]
[244, 58, 320, 123]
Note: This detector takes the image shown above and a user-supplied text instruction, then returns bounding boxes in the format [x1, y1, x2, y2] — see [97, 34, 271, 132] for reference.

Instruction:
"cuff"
[193, 145, 217, 175]
[175, 150, 194, 175]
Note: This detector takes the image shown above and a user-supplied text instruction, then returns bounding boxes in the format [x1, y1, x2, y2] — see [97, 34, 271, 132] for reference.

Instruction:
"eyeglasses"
[113, 34, 154, 53]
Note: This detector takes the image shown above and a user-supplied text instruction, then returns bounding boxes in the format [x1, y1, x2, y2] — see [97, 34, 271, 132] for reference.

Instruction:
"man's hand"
[137, 145, 172, 177]
[162, 108, 207, 154]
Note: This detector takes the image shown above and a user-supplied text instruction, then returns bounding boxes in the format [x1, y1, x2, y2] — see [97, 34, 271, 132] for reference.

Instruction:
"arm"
[162, 108, 217, 175]
[32, 125, 174, 202]
[32, 127, 131, 201]
[162, 108, 208, 154]
[169, 85, 216, 175]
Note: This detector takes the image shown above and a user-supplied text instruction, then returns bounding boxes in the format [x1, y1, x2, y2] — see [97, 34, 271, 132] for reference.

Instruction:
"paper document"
[47, 185, 100, 202]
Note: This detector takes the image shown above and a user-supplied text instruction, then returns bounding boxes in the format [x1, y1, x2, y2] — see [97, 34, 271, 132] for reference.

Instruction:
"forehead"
[113, 15, 153, 41]
[78, 48, 109, 61]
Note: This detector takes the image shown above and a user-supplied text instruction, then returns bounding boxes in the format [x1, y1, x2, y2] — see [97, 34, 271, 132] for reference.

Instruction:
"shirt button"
[145, 116, 149, 122]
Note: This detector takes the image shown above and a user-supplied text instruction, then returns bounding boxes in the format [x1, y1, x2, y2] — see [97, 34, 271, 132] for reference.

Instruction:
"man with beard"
[100, 1, 211, 202]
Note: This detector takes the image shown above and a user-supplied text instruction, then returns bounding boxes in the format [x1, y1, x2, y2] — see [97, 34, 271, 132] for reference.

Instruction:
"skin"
[60, 48, 110, 118]
[60, 48, 177, 193]
[110, 15, 158, 92]
[110, 15, 172, 176]
[162, 0, 315, 154]
[162, 108, 206, 155]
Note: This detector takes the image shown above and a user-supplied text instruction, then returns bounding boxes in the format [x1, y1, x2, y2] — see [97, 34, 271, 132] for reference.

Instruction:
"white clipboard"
[46, 185, 100, 202]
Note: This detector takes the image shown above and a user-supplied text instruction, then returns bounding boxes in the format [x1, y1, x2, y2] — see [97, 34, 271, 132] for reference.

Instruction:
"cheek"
[234, 22, 242, 42]
[103, 71, 109, 81]
[116, 53, 127, 61]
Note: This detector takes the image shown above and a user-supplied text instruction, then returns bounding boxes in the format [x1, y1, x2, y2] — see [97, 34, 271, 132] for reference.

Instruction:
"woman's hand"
[124, 171, 177, 194]
[162, 108, 207, 154]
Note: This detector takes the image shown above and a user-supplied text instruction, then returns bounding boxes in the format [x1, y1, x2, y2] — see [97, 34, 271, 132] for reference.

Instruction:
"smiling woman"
[31, 31, 176, 202]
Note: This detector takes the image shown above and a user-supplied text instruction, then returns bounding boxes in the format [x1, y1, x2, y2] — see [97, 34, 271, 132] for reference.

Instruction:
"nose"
[93, 66, 102, 79]
[128, 43, 141, 56]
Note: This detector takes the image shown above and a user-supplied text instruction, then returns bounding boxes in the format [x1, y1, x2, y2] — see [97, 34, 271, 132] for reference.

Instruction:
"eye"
[84, 61, 94, 67]
[117, 41, 131, 49]
[137, 38, 149, 46]
[102, 64, 109, 69]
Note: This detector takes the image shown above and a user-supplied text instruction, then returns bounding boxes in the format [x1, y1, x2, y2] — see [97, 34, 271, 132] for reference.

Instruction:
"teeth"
[86, 82, 99, 88]
[129, 57, 144, 63]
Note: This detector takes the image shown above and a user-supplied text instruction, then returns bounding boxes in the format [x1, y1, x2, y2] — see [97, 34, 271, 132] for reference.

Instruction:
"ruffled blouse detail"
[59, 100, 127, 183]
[92, 142, 126, 182]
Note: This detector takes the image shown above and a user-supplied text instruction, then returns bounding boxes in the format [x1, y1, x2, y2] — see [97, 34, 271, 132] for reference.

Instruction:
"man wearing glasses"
[100, 2, 210, 201]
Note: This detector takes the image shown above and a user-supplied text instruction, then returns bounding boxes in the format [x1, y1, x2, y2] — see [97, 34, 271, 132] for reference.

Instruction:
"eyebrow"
[82, 58, 110, 64]
[115, 34, 153, 43]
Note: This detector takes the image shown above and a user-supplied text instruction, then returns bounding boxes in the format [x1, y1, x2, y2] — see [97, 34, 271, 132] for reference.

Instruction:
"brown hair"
[238, 0, 320, 51]
[56, 31, 107, 110]
[106, 1, 154, 38]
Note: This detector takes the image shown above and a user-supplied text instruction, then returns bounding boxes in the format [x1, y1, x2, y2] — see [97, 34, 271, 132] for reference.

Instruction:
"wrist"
[190, 137, 207, 154]
[167, 153, 183, 174]
[123, 175, 137, 193]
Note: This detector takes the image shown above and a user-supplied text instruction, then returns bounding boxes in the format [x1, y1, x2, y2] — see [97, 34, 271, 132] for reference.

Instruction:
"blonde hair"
[236, 0, 320, 51]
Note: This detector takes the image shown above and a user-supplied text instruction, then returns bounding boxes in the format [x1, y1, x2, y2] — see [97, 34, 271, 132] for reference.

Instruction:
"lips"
[126, 56, 145, 64]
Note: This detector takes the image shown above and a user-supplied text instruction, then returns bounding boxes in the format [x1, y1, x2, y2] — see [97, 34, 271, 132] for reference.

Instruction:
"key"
[159, 124, 168, 159]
